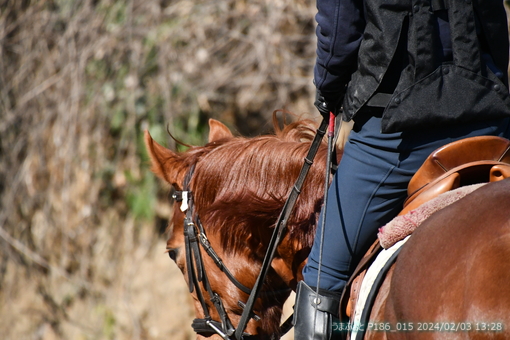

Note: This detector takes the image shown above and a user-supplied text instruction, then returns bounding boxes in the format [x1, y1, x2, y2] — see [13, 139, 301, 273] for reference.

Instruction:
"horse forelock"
[190, 118, 327, 257]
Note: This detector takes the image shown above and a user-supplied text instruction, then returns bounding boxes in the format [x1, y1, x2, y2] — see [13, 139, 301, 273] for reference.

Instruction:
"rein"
[176, 116, 331, 339]
[234, 117, 330, 339]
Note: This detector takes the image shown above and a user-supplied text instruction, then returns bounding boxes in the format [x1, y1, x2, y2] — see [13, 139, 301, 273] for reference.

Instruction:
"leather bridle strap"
[195, 216, 252, 295]
[234, 117, 330, 339]
[179, 185, 292, 339]
[178, 188, 252, 294]
[179, 164, 260, 339]
[183, 193, 238, 339]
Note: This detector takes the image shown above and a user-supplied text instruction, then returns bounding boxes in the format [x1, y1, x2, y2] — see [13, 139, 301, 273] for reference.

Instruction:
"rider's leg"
[295, 114, 408, 340]
[294, 113, 510, 340]
[304, 115, 510, 292]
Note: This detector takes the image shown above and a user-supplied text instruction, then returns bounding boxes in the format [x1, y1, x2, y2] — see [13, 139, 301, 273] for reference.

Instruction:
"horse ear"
[144, 130, 187, 189]
[208, 119, 233, 143]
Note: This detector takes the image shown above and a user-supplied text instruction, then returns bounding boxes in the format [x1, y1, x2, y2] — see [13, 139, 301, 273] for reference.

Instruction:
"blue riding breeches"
[302, 114, 510, 293]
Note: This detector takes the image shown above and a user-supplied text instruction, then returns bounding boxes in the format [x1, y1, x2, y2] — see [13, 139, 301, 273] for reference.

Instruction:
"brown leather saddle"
[340, 135, 510, 320]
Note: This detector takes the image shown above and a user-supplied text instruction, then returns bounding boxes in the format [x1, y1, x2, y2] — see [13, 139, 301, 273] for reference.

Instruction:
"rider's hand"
[314, 89, 344, 120]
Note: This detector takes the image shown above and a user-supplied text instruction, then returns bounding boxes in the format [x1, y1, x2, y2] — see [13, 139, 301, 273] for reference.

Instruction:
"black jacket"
[315, 0, 510, 133]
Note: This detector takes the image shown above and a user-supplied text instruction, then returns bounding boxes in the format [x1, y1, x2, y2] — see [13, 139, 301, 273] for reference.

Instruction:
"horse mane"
[187, 114, 331, 257]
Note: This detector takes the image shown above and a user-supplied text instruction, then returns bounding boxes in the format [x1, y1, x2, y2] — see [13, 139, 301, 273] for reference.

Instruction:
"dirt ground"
[0, 233, 296, 340]
[0, 238, 193, 340]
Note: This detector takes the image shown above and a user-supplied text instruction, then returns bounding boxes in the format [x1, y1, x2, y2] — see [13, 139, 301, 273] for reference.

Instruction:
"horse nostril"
[167, 248, 179, 262]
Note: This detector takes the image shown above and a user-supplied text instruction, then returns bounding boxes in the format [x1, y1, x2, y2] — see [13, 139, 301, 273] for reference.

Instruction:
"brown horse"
[145, 117, 510, 340]
[145, 116, 332, 339]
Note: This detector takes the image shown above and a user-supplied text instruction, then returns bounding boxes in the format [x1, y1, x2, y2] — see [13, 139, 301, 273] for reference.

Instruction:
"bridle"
[174, 165, 293, 340]
[172, 116, 332, 339]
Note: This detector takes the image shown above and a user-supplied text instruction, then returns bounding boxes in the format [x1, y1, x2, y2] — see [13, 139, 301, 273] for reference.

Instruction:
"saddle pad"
[350, 236, 411, 340]
[378, 183, 486, 249]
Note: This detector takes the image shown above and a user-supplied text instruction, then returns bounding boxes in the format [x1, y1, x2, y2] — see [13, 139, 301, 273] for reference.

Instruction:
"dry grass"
[0, 0, 316, 339]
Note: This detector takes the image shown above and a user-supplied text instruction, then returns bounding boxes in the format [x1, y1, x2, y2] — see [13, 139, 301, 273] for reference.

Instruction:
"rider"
[294, 0, 510, 339]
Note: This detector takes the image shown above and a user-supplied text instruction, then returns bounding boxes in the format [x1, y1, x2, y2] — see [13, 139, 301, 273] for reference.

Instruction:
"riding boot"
[293, 280, 343, 340]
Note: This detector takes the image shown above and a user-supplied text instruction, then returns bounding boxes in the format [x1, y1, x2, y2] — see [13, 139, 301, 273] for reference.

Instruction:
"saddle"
[401, 136, 510, 215]
[340, 135, 510, 321]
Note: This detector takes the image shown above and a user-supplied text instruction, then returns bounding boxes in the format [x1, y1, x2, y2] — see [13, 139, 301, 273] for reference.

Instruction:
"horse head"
[145, 115, 333, 339]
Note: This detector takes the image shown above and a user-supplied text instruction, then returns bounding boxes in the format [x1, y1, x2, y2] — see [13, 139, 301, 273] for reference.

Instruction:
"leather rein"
[175, 117, 330, 339]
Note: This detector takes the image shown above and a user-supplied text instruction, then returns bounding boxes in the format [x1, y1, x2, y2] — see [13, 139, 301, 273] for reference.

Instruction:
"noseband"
[174, 166, 292, 340]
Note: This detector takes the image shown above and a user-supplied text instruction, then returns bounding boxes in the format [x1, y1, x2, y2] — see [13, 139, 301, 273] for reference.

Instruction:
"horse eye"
[167, 248, 178, 262]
